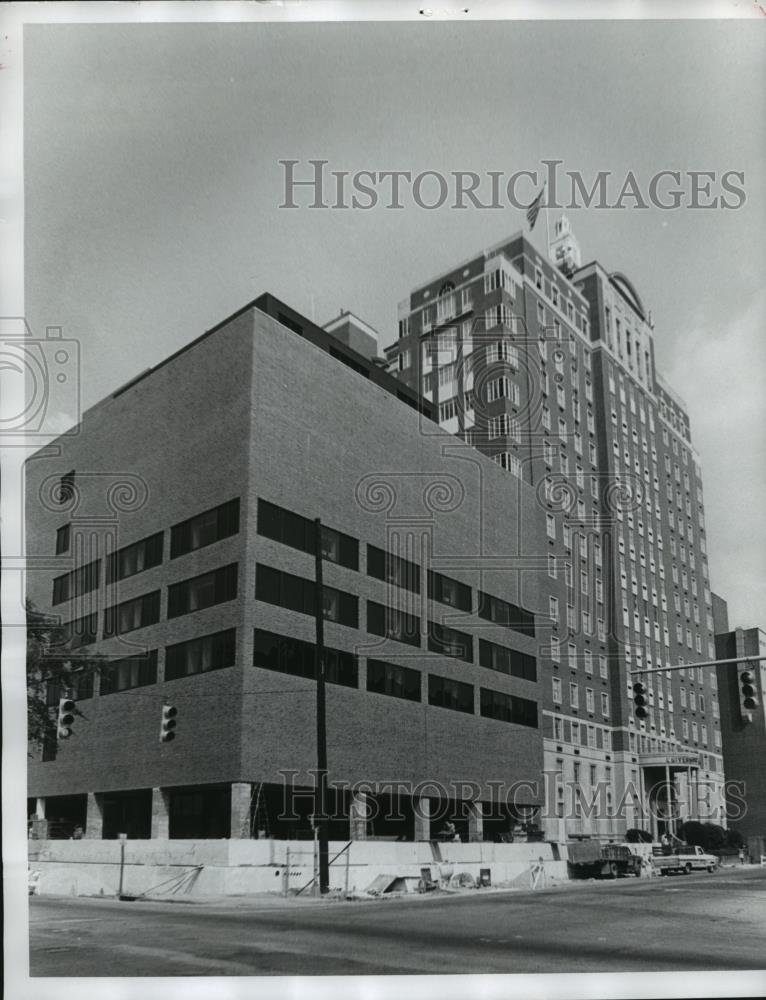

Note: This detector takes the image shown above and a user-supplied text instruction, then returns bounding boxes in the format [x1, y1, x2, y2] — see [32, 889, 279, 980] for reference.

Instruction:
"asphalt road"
[29, 866, 766, 977]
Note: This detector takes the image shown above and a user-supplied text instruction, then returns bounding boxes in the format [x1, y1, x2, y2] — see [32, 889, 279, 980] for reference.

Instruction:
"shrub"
[625, 828, 653, 843]
[678, 821, 727, 852]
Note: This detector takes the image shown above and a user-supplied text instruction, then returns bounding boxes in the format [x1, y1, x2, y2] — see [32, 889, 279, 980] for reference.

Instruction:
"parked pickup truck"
[567, 841, 642, 879]
[651, 844, 718, 876]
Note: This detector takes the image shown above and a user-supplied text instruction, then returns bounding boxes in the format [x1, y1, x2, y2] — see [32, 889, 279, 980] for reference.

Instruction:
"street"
[29, 866, 766, 977]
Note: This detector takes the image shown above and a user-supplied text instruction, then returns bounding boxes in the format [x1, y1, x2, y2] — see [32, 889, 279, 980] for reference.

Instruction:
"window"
[63, 612, 98, 649]
[45, 670, 94, 705]
[546, 514, 556, 539]
[549, 596, 559, 621]
[601, 692, 610, 717]
[367, 600, 420, 647]
[479, 638, 536, 681]
[167, 564, 238, 619]
[103, 590, 161, 637]
[56, 470, 76, 505]
[100, 650, 159, 694]
[552, 676, 562, 703]
[570, 682, 579, 708]
[107, 532, 163, 585]
[480, 687, 537, 728]
[258, 499, 358, 570]
[428, 673, 474, 714]
[428, 622, 474, 663]
[367, 659, 421, 703]
[52, 559, 101, 605]
[548, 554, 557, 579]
[55, 524, 71, 555]
[494, 452, 522, 477]
[586, 688, 595, 712]
[171, 498, 240, 559]
[253, 628, 357, 688]
[427, 570, 471, 612]
[255, 564, 358, 627]
[487, 376, 515, 403]
[439, 398, 458, 422]
[367, 545, 420, 593]
[478, 591, 535, 637]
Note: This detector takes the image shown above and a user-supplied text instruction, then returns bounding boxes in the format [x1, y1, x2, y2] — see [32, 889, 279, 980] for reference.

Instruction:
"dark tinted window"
[428, 673, 474, 714]
[480, 687, 538, 728]
[479, 639, 537, 682]
[52, 559, 101, 605]
[427, 570, 472, 612]
[100, 650, 158, 695]
[45, 670, 94, 705]
[367, 600, 421, 647]
[252, 628, 358, 688]
[170, 499, 240, 559]
[107, 533, 163, 585]
[103, 591, 161, 636]
[167, 564, 238, 618]
[366, 659, 421, 703]
[257, 499, 358, 570]
[478, 591, 536, 637]
[55, 524, 71, 555]
[367, 545, 420, 593]
[63, 613, 98, 649]
[255, 564, 358, 628]
[428, 622, 474, 663]
[165, 630, 236, 681]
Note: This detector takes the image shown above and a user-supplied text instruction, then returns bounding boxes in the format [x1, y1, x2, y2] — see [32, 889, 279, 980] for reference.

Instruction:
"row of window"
[259, 499, 535, 636]
[46, 628, 237, 701]
[255, 566, 537, 680]
[253, 628, 537, 726]
[53, 499, 240, 604]
[551, 676, 610, 717]
[63, 562, 240, 643]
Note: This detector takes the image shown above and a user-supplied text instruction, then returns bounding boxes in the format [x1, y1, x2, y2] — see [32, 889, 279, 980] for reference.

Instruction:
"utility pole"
[314, 518, 330, 895]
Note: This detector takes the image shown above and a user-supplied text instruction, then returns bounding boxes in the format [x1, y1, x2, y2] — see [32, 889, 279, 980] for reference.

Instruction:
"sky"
[23, 17, 766, 627]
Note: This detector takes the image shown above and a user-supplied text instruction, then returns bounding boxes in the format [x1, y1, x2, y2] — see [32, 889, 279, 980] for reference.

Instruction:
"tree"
[625, 827, 653, 843]
[27, 601, 102, 754]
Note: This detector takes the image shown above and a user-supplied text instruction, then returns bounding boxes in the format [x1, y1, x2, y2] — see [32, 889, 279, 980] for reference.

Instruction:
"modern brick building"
[26, 294, 550, 844]
[385, 217, 726, 840]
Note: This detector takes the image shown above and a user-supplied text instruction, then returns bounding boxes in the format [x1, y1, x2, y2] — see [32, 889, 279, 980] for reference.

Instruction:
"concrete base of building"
[28, 838, 571, 899]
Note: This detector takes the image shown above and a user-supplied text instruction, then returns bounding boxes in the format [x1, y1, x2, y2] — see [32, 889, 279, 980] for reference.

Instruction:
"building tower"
[386, 219, 726, 841]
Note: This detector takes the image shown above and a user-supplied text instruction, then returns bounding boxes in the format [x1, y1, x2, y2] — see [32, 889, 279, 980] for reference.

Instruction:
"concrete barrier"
[28, 838, 571, 898]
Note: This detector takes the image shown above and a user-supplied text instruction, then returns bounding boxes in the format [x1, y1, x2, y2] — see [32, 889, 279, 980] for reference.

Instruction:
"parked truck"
[567, 841, 642, 879]
[651, 844, 718, 876]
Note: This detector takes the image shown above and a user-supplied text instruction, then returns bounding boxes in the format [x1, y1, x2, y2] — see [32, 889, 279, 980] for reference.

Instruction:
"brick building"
[385, 217, 726, 840]
[712, 597, 766, 856]
[26, 295, 549, 844]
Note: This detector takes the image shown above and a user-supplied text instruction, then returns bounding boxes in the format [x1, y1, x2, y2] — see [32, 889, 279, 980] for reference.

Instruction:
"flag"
[526, 185, 545, 230]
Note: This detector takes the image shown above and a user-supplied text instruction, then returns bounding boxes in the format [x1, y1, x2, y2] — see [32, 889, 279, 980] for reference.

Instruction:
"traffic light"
[740, 669, 759, 717]
[159, 704, 178, 743]
[57, 697, 76, 740]
[632, 681, 649, 720]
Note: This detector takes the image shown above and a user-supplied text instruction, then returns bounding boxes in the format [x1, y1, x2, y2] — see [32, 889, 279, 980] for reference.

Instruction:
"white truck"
[651, 844, 718, 876]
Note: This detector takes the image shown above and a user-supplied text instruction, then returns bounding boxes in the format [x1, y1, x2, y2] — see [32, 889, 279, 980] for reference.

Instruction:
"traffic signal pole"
[628, 654, 766, 676]
[314, 518, 330, 896]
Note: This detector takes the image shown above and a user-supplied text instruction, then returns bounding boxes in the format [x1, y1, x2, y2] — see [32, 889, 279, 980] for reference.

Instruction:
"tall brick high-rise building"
[386, 217, 725, 840]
